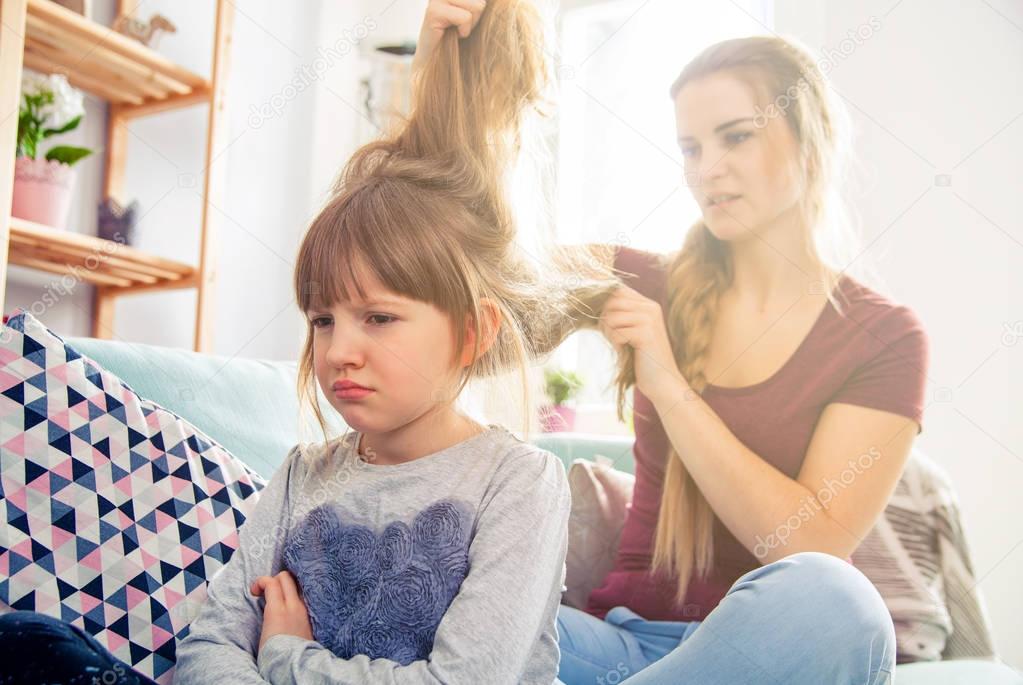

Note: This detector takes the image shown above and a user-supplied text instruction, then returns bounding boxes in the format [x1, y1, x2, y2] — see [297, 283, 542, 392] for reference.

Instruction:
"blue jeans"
[556, 552, 895, 685]
[0, 610, 159, 685]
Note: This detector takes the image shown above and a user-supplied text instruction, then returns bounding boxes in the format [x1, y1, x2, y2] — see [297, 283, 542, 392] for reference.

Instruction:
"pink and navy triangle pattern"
[0, 309, 267, 683]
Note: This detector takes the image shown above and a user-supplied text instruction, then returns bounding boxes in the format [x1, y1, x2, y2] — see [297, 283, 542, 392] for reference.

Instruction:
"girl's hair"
[612, 35, 866, 605]
[293, 0, 616, 439]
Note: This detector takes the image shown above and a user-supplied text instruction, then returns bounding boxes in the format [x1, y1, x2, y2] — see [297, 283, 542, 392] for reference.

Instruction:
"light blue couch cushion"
[65, 336, 345, 480]
[532, 433, 635, 474]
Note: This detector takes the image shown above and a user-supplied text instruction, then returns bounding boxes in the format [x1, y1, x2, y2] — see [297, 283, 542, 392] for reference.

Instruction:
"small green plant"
[17, 72, 93, 166]
[544, 368, 584, 406]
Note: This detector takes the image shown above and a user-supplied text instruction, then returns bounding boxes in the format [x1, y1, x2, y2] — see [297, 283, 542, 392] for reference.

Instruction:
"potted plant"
[13, 71, 93, 228]
[540, 368, 584, 432]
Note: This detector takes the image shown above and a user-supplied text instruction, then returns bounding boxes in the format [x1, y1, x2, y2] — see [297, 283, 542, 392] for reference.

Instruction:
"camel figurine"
[112, 13, 177, 48]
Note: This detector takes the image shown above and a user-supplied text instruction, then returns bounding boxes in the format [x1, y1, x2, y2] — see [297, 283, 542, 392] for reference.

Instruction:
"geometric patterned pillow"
[0, 309, 266, 683]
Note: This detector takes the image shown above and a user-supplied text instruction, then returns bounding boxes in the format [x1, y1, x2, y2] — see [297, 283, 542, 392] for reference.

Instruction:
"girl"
[173, 1, 596, 683]
[419, 3, 921, 684]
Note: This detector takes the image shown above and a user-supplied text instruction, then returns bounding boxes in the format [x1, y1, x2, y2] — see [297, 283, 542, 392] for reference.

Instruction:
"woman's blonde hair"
[293, 0, 616, 440]
[613, 35, 866, 604]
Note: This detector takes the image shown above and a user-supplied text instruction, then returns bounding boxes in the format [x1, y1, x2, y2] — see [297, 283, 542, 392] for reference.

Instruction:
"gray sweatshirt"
[172, 424, 571, 685]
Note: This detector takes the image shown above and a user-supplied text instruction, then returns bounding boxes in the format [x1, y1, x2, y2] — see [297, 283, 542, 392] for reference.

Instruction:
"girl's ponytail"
[341, 0, 550, 249]
[407, 0, 548, 171]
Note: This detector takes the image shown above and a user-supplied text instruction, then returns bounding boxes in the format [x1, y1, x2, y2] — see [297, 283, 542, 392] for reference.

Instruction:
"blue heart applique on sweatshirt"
[282, 498, 474, 664]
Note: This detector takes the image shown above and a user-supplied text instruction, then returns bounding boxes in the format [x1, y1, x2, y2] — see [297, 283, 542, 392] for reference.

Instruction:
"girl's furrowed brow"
[307, 297, 408, 313]
[359, 296, 409, 308]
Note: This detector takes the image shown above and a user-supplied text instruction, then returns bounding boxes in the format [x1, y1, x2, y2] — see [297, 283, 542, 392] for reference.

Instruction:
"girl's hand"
[250, 571, 313, 651]
[412, 0, 487, 74]
[599, 285, 690, 407]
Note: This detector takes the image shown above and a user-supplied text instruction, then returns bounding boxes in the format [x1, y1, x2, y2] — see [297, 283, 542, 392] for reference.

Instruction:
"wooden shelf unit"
[8, 215, 196, 289]
[23, 0, 210, 108]
[0, 0, 234, 351]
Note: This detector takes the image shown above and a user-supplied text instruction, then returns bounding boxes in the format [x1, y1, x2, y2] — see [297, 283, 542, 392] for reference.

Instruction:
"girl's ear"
[460, 298, 503, 367]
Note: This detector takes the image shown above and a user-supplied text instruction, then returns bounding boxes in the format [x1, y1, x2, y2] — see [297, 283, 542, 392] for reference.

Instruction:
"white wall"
[774, 0, 1023, 669]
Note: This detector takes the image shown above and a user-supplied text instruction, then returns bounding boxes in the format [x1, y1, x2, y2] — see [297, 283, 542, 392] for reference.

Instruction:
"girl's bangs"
[295, 185, 473, 315]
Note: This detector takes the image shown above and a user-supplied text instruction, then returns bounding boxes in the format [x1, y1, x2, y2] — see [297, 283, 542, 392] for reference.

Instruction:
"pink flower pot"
[539, 404, 576, 432]
[11, 156, 75, 228]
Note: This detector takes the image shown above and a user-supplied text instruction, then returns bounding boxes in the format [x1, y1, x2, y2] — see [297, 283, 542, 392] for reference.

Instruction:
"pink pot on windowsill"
[539, 404, 576, 433]
[11, 156, 75, 228]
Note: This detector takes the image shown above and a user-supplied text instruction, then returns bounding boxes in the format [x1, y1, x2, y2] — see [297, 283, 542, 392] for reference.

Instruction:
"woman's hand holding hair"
[599, 285, 690, 408]
[250, 570, 314, 652]
[412, 0, 487, 75]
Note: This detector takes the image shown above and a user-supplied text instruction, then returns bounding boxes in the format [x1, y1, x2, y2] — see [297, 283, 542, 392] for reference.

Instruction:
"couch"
[6, 331, 1014, 684]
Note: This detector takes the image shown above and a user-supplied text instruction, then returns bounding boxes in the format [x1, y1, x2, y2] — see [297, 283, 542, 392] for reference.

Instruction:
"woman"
[417, 3, 927, 684]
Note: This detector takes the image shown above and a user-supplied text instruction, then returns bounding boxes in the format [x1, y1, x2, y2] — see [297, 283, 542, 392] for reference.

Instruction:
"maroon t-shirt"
[584, 247, 929, 622]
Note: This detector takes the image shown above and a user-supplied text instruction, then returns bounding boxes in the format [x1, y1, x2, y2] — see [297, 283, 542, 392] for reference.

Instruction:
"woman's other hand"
[412, 0, 487, 74]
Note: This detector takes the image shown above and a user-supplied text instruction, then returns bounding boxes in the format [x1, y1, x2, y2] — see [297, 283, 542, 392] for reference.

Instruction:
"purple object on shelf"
[97, 196, 139, 245]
